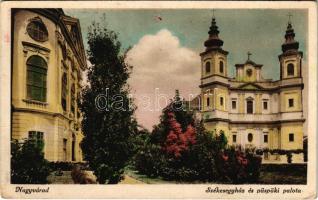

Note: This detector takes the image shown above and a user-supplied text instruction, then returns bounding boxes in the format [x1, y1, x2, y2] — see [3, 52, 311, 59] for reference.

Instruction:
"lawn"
[47, 164, 307, 184]
[124, 163, 307, 185]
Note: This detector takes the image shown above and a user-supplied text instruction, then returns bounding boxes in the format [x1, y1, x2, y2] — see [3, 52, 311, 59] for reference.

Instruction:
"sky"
[65, 9, 308, 130]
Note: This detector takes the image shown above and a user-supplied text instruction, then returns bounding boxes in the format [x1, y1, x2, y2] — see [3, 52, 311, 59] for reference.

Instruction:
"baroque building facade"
[200, 17, 305, 155]
[11, 9, 86, 162]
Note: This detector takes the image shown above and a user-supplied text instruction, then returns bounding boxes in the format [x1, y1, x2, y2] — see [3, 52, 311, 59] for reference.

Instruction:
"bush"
[217, 147, 262, 184]
[133, 142, 166, 178]
[11, 139, 51, 184]
[133, 91, 262, 183]
[133, 122, 262, 183]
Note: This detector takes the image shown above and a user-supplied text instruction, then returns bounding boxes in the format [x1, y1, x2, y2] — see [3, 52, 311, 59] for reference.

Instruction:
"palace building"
[11, 9, 86, 162]
[199, 17, 305, 156]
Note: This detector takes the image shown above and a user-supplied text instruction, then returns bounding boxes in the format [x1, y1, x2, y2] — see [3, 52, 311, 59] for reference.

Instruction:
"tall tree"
[80, 23, 137, 184]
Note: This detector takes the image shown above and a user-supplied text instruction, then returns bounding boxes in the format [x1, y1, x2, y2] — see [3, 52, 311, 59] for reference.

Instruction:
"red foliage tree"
[163, 112, 196, 157]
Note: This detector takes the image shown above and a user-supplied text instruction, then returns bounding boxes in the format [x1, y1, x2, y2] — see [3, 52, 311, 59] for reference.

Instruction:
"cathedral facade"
[200, 17, 305, 155]
[11, 9, 86, 162]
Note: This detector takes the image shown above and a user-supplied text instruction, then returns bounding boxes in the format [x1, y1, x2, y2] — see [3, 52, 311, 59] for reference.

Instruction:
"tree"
[11, 139, 51, 184]
[163, 111, 196, 158]
[80, 23, 137, 184]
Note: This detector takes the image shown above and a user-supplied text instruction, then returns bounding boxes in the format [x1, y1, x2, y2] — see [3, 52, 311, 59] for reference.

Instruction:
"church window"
[26, 18, 48, 42]
[206, 97, 210, 107]
[61, 73, 68, 111]
[220, 97, 224, 106]
[289, 133, 294, 142]
[264, 134, 268, 143]
[219, 61, 224, 73]
[288, 98, 294, 107]
[232, 134, 237, 143]
[205, 62, 211, 73]
[232, 100, 236, 109]
[263, 101, 268, 110]
[287, 63, 294, 76]
[26, 55, 47, 102]
[247, 100, 253, 114]
[248, 133, 253, 142]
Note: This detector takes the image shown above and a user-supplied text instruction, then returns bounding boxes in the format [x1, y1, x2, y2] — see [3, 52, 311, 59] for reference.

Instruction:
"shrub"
[133, 142, 166, 178]
[217, 147, 262, 184]
[11, 139, 51, 184]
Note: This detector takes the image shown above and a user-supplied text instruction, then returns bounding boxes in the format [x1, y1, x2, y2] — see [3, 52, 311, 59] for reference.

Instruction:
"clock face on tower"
[246, 69, 253, 77]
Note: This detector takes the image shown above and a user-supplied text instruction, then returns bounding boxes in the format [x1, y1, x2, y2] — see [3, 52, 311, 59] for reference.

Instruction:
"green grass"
[125, 164, 307, 185]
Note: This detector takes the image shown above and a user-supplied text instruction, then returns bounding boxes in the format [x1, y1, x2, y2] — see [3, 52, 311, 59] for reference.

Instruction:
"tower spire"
[281, 14, 299, 53]
[204, 14, 224, 50]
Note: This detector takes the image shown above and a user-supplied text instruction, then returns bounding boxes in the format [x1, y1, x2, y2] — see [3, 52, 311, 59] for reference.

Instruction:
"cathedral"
[199, 17, 305, 159]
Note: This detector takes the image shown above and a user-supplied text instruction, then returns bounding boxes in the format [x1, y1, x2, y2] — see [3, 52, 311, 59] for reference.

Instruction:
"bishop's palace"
[198, 17, 305, 162]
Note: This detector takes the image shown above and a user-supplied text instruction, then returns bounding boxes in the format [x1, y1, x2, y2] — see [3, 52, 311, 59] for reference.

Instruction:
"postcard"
[0, 1, 317, 199]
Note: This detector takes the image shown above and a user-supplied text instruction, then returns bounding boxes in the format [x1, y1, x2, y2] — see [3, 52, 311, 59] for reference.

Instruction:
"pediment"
[238, 83, 263, 90]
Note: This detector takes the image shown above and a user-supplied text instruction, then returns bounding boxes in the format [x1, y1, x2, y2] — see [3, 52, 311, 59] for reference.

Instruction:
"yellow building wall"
[280, 89, 302, 112]
[280, 122, 303, 150]
[243, 65, 257, 82]
[269, 128, 279, 149]
[214, 88, 228, 111]
[238, 93, 245, 113]
[12, 112, 83, 162]
[255, 94, 261, 114]
[11, 10, 85, 162]
[202, 90, 213, 111]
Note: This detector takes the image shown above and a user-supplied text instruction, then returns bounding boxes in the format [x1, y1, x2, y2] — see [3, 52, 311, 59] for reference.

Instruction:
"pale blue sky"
[65, 9, 307, 80]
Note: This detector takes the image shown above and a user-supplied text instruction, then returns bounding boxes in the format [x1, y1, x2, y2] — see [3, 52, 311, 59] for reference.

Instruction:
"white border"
[0, 1, 317, 199]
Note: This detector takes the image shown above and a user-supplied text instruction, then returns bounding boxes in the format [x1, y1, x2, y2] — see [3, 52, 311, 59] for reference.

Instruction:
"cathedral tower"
[279, 21, 303, 79]
[201, 17, 228, 78]
[278, 20, 304, 150]
[200, 16, 230, 137]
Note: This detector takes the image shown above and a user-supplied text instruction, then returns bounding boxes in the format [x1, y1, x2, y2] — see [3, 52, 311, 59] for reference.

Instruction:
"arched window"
[247, 100, 253, 114]
[206, 97, 210, 107]
[287, 63, 294, 76]
[219, 61, 224, 73]
[205, 62, 211, 73]
[248, 133, 253, 142]
[71, 84, 76, 114]
[61, 73, 67, 111]
[26, 18, 48, 42]
[26, 55, 47, 102]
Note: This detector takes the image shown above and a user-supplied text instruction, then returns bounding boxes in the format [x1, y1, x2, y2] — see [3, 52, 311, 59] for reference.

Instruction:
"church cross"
[247, 51, 252, 60]
[287, 13, 293, 23]
[212, 9, 215, 18]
